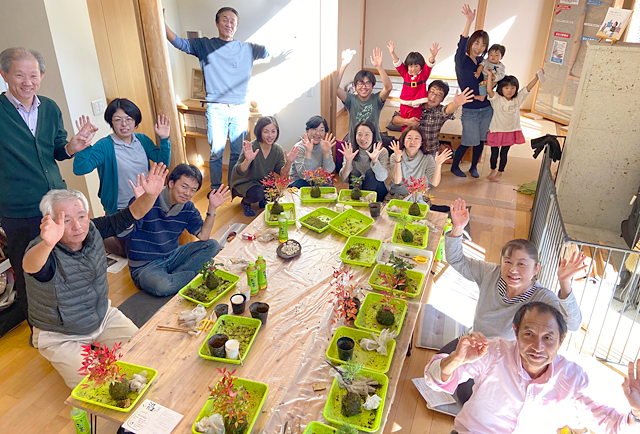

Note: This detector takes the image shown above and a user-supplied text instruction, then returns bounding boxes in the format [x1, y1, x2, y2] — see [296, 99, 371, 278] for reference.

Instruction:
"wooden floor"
[0, 113, 537, 433]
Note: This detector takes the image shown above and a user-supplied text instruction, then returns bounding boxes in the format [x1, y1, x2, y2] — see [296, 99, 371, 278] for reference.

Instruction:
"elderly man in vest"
[22, 163, 168, 388]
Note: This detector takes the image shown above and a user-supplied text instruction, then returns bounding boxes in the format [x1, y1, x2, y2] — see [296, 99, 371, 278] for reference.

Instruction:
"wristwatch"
[206, 211, 216, 217]
[630, 411, 640, 423]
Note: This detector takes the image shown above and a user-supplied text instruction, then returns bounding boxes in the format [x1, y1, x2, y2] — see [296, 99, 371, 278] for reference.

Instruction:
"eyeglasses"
[309, 127, 326, 134]
[113, 117, 135, 125]
[356, 81, 373, 88]
[430, 91, 445, 100]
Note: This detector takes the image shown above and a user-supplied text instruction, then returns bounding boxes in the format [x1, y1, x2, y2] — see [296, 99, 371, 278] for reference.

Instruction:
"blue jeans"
[206, 102, 249, 189]
[288, 179, 311, 188]
[130, 239, 221, 297]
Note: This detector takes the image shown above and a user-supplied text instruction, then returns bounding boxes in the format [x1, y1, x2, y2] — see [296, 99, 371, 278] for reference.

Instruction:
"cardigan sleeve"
[52, 105, 71, 162]
[372, 148, 389, 182]
[138, 134, 171, 166]
[73, 136, 108, 175]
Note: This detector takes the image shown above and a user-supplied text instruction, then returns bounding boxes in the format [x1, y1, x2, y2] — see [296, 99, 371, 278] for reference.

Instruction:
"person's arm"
[291, 141, 308, 177]
[72, 137, 106, 175]
[164, 10, 177, 42]
[486, 69, 496, 98]
[389, 140, 403, 185]
[429, 149, 452, 187]
[439, 333, 489, 381]
[371, 48, 392, 102]
[526, 72, 540, 92]
[336, 49, 355, 102]
[338, 145, 359, 182]
[22, 214, 64, 274]
[371, 147, 389, 182]
[475, 63, 484, 79]
[198, 185, 231, 241]
[428, 42, 441, 66]
[391, 111, 420, 128]
[446, 88, 474, 114]
[139, 132, 171, 167]
[126, 163, 169, 221]
[320, 133, 336, 173]
[238, 141, 259, 175]
[279, 146, 298, 177]
[461, 4, 476, 38]
[65, 115, 99, 156]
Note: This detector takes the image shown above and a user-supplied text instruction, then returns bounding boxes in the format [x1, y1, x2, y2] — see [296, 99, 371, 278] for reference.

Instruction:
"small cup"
[214, 304, 228, 318]
[336, 203, 345, 212]
[207, 334, 229, 358]
[230, 293, 247, 314]
[368, 202, 381, 218]
[337, 336, 355, 361]
[237, 285, 251, 302]
[225, 339, 240, 360]
[249, 302, 270, 325]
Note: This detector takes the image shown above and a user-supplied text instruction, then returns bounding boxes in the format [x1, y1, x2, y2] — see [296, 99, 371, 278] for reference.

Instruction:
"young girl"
[485, 69, 542, 182]
[387, 40, 441, 128]
[338, 120, 389, 202]
[451, 4, 492, 179]
[476, 44, 506, 96]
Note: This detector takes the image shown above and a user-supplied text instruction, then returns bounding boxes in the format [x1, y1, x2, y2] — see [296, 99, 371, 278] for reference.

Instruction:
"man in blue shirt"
[165, 7, 268, 190]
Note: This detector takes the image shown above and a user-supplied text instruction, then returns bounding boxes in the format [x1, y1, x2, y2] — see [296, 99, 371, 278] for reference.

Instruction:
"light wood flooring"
[0, 112, 538, 433]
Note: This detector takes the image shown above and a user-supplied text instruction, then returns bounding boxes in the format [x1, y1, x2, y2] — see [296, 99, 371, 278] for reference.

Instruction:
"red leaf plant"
[208, 368, 252, 429]
[303, 168, 335, 187]
[379, 271, 407, 292]
[377, 290, 405, 313]
[78, 341, 124, 388]
[261, 172, 292, 205]
[403, 176, 429, 197]
[329, 265, 359, 324]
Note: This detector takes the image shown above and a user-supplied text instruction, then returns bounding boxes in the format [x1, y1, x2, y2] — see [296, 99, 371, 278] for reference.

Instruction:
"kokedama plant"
[380, 252, 415, 293]
[303, 168, 335, 198]
[350, 175, 364, 200]
[326, 360, 380, 418]
[208, 368, 253, 434]
[329, 265, 360, 324]
[375, 291, 400, 326]
[261, 172, 292, 215]
[397, 213, 415, 244]
[79, 342, 131, 407]
[201, 259, 224, 290]
[403, 176, 429, 216]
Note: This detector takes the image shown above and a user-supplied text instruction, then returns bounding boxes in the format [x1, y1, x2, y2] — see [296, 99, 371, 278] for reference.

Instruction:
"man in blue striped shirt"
[121, 164, 230, 296]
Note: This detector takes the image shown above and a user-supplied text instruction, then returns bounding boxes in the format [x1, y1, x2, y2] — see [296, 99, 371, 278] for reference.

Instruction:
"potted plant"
[261, 172, 292, 215]
[403, 176, 430, 216]
[374, 291, 403, 326]
[349, 175, 364, 200]
[199, 368, 252, 434]
[327, 360, 381, 418]
[330, 265, 360, 325]
[397, 214, 416, 244]
[304, 168, 335, 198]
[201, 259, 224, 290]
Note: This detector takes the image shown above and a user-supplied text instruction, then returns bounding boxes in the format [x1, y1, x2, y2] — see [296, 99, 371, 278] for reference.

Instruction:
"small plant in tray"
[205, 368, 252, 434]
[261, 172, 292, 215]
[349, 175, 364, 201]
[330, 265, 360, 324]
[304, 167, 335, 198]
[403, 176, 430, 216]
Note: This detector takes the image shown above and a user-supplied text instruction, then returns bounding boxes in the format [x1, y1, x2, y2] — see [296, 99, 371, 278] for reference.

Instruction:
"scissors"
[413, 255, 429, 263]
[197, 311, 216, 331]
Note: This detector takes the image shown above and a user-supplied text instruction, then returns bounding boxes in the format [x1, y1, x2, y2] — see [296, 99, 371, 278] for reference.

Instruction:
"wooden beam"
[475, 0, 488, 30]
[136, 0, 186, 170]
[321, 0, 339, 135]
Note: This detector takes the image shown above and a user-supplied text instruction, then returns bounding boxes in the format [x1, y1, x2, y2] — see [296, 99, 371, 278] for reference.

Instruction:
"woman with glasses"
[288, 115, 336, 188]
[73, 98, 171, 216]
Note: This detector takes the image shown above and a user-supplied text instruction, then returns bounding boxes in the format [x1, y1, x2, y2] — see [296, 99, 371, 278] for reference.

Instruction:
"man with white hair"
[0, 47, 98, 333]
[22, 163, 168, 388]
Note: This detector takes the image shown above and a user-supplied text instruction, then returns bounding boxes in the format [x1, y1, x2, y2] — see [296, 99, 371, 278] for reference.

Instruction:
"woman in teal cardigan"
[73, 98, 171, 215]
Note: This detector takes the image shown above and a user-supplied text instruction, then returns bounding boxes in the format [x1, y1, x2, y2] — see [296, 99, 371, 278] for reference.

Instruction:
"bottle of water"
[70, 408, 90, 434]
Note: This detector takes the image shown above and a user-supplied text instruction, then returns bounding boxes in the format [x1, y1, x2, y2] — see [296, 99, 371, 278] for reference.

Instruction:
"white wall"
[164, 0, 322, 152]
[337, 0, 364, 112]
[0, 0, 107, 216]
[163, 0, 189, 102]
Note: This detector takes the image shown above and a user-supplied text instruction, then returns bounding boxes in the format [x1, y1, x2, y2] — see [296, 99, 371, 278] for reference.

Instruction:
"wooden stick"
[156, 325, 192, 333]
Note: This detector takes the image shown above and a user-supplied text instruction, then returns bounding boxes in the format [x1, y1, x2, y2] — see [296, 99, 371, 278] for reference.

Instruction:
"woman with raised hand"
[289, 115, 336, 188]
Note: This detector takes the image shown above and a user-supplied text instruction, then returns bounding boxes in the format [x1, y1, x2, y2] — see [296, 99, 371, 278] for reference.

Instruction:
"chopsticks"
[156, 325, 192, 333]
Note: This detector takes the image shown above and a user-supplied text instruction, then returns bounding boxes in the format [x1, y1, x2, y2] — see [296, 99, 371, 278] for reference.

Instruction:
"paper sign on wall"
[554, 31, 571, 38]
[560, 0, 579, 5]
[550, 40, 567, 65]
[581, 36, 599, 41]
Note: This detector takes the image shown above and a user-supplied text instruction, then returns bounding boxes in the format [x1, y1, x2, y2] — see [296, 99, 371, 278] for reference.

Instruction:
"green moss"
[375, 307, 395, 326]
[212, 320, 258, 359]
[183, 278, 231, 303]
[408, 202, 421, 216]
[350, 188, 362, 200]
[342, 391, 362, 417]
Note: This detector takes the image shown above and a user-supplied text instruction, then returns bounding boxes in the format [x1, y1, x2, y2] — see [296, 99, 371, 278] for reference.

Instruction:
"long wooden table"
[66, 194, 445, 433]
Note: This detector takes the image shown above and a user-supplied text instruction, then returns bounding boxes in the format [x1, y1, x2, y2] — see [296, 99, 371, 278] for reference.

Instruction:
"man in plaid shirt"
[391, 80, 472, 154]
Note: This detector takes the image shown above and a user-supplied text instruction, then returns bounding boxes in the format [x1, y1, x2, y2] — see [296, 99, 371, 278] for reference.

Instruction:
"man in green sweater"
[0, 47, 98, 336]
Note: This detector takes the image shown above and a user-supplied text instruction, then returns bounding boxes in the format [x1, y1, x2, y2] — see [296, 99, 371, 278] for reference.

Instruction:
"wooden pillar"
[476, 0, 488, 30]
[136, 0, 186, 170]
[320, 0, 339, 135]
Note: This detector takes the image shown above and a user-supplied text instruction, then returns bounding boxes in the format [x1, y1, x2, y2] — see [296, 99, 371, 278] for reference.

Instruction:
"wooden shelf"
[184, 131, 207, 139]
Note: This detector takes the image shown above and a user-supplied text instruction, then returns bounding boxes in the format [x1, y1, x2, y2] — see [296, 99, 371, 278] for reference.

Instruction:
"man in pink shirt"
[425, 302, 640, 433]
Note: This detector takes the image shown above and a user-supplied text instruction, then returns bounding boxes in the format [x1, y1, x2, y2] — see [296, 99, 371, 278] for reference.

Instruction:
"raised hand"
[370, 47, 384, 69]
[141, 162, 169, 196]
[320, 132, 336, 155]
[129, 174, 145, 199]
[623, 359, 640, 418]
[69, 115, 99, 154]
[40, 212, 65, 248]
[462, 4, 476, 22]
[366, 142, 384, 164]
[454, 87, 474, 106]
[387, 40, 395, 55]
[430, 42, 442, 59]
[435, 148, 453, 166]
[341, 49, 355, 67]
[209, 184, 231, 209]
[557, 251, 587, 283]
[285, 146, 300, 164]
[389, 140, 403, 162]
[451, 198, 470, 232]
[243, 141, 259, 163]
[337, 144, 359, 163]
[154, 114, 171, 139]
[300, 133, 314, 154]
[454, 332, 489, 364]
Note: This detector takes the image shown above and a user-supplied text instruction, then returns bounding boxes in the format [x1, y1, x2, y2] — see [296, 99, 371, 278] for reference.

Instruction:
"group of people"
[2, 4, 640, 432]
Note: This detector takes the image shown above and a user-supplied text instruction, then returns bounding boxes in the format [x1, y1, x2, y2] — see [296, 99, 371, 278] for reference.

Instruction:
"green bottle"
[71, 408, 90, 434]
[247, 262, 258, 295]
[278, 215, 288, 243]
[436, 218, 453, 262]
[256, 255, 267, 290]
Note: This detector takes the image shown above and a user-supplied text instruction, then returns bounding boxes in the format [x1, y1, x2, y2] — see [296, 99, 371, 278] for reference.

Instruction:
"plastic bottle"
[278, 215, 288, 243]
[256, 255, 267, 290]
[436, 218, 453, 262]
[247, 262, 258, 295]
[71, 408, 90, 434]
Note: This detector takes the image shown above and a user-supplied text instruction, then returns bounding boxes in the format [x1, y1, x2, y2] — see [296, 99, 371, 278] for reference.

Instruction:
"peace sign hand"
[243, 141, 259, 163]
[366, 142, 384, 164]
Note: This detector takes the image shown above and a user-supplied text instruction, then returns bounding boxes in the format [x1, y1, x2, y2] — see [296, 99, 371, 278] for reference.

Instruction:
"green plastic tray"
[178, 270, 240, 308]
[386, 199, 429, 220]
[299, 207, 340, 233]
[265, 202, 296, 225]
[339, 236, 382, 267]
[392, 222, 429, 249]
[329, 209, 374, 237]
[337, 189, 376, 206]
[71, 361, 157, 412]
[354, 292, 407, 337]
[198, 315, 262, 364]
[192, 377, 268, 434]
[326, 326, 395, 373]
[300, 186, 338, 203]
[322, 368, 389, 432]
[302, 421, 337, 434]
[368, 264, 426, 299]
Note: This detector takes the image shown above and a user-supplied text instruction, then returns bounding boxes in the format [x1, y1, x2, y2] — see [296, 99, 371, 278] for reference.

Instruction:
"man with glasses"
[164, 7, 268, 191]
[392, 80, 473, 154]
